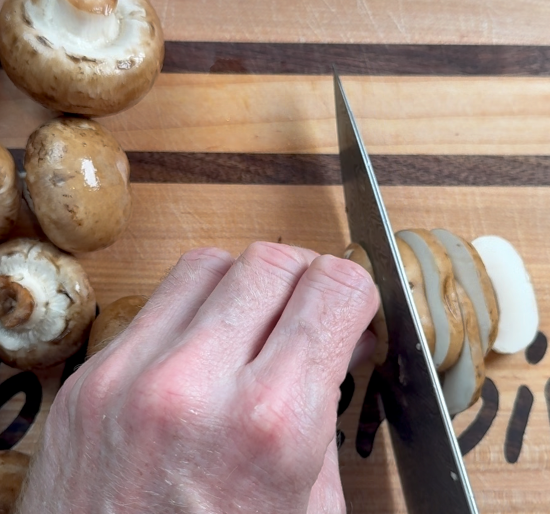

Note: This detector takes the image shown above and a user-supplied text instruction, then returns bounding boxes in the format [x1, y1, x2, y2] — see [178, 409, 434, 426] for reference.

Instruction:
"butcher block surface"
[1, 1, 550, 512]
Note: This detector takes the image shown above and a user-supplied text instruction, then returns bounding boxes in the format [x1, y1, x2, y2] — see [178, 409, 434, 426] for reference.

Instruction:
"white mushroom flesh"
[25, 0, 149, 62]
[0, 248, 73, 351]
[432, 228, 493, 355]
[472, 235, 539, 353]
[396, 230, 454, 370]
[442, 284, 485, 416]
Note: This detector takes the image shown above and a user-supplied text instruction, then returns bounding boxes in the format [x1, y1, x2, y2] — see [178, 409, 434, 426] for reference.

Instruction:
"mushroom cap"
[0, 146, 21, 241]
[396, 229, 464, 372]
[0, 0, 164, 116]
[87, 294, 146, 358]
[0, 238, 96, 370]
[442, 282, 485, 416]
[24, 117, 132, 254]
[0, 450, 30, 514]
[396, 238, 436, 356]
[432, 228, 499, 355]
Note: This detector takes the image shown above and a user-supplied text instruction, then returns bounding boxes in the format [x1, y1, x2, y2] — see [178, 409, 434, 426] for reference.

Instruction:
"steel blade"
[334, 70, 478, 514]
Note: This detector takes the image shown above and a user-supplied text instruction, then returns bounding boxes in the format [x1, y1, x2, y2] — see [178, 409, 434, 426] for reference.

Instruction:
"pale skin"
[16, 242, 379, 514]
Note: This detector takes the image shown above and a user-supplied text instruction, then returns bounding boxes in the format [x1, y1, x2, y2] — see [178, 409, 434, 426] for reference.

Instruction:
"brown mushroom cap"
[396, 229, 464, 372]
[0, 238, 96, 370]
[0, 450, 30, 514]
[87, 294, 146, 358]
[396, 238, 436, 356]
[0, 146, 21, 241]
[0, 0, 164, 116]
[24, 117, 132, 254]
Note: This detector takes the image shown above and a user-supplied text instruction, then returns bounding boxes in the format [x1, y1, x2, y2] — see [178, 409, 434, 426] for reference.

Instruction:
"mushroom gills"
[432, 228, 498, 355]
[472, 235, 539, 354]
[442, 283, 485, 416]
[396, 229, 463, 372]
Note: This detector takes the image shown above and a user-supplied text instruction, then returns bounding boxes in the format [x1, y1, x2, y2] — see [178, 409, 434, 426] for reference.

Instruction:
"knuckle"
[308, 254, 377, 304]
[176, 247, 234, 282]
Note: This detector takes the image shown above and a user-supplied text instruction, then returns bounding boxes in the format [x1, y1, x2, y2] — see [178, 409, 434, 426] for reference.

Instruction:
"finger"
[307, 436, 346, 514]
[94, 247, 235, 367]
[172, 242, 320, 372]
[348, 329, 377, 372]
[252, 255, 378, 416]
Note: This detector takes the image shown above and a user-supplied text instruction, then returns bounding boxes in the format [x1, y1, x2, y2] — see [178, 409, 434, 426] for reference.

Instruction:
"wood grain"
[1, 183, 548, 513]
[163, 41, 550, 76]
[10, 149, 550, 186]
[149, 0, 550, 46]
[4, 73, 550, 156]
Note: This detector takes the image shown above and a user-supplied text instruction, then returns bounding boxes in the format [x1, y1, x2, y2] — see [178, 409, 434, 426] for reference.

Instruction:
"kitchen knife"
[333, 69, 479, 514]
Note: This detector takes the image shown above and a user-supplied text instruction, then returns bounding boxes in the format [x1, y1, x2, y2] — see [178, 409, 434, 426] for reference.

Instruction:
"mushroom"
[24, 117, 132, 254]
[432, 229, 498, 355]
[0, 146, 21, 241]
[0, 0, 164, 116]
[442, 282, 485, 416]
[472, 235, 539, 353]
[0, 238, 96, 370]
[0, 450, 30, 514]
[396, 229, 464, 372]
[87, 294, 146, 358]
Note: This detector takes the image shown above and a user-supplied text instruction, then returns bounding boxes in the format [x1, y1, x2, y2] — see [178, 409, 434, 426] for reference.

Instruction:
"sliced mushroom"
[343, 243, 387, 365]
[472, 235, 539, 354]
[396, 238, 436, 356]
[432, 229, 499, 355]
[442, 282, 485, 416]
[0, 0, 164, 116]
[24, 117, 132, 254]
[0, 238, 96, 369]
[0, 146, 21, 241]
[0, 450, 30, 514]
[396, 229, 463, 372]
[87, 294, 146, 358]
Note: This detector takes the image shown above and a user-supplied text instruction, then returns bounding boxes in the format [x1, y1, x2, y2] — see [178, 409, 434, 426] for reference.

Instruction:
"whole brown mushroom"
[87, 294, 146, 358]
[0, 146, 21, 241]
[24, 117, 132, 254]
[0, 238, 96, 370]
[0, 0, 164, 116]
[0, 450, 30, 514]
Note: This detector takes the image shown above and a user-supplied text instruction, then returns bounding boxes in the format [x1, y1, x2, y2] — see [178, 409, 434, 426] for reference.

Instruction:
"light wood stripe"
[147, 0, 550, 46]
[4, 73, 550, 156]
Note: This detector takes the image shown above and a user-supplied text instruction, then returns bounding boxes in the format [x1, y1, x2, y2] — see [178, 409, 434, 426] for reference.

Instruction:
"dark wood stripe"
[162, 42, 550, 76]
[9, 149, 550, 186]
[3, 42, 550, 76]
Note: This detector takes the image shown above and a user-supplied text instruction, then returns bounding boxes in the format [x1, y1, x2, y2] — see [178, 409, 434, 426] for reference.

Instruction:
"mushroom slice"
[472, 235, 539, 354]
[396, 229, 463, 372]
[396, 238, 436, 356]
[0, 0, 164, 116]
[343, 243, 387, 365]
[0, 238, 96, 370]
[24, 117, 132, 254]
[0, 450, 30, 514]
[432, 229, 499, 355]
[0, 146, 21, 241]
[442, 283, 485, 416]
[87, 295, 147, 358]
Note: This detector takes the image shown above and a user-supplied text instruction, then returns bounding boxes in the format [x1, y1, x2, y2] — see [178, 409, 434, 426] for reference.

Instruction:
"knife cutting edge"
[333, 69, 479, 514]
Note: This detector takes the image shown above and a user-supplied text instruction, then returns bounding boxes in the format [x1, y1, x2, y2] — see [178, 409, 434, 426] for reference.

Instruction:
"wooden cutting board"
[1, 1, 550, 512]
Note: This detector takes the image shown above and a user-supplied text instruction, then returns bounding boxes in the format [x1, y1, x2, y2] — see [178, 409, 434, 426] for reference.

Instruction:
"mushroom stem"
[0, 276, 35, 329]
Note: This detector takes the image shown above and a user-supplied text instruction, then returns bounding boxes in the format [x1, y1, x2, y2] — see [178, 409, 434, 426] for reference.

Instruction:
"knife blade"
[333, 70, 479, 514]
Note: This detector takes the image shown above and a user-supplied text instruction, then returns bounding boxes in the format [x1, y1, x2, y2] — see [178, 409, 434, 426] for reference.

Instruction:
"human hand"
[16, 242, 378, 514]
